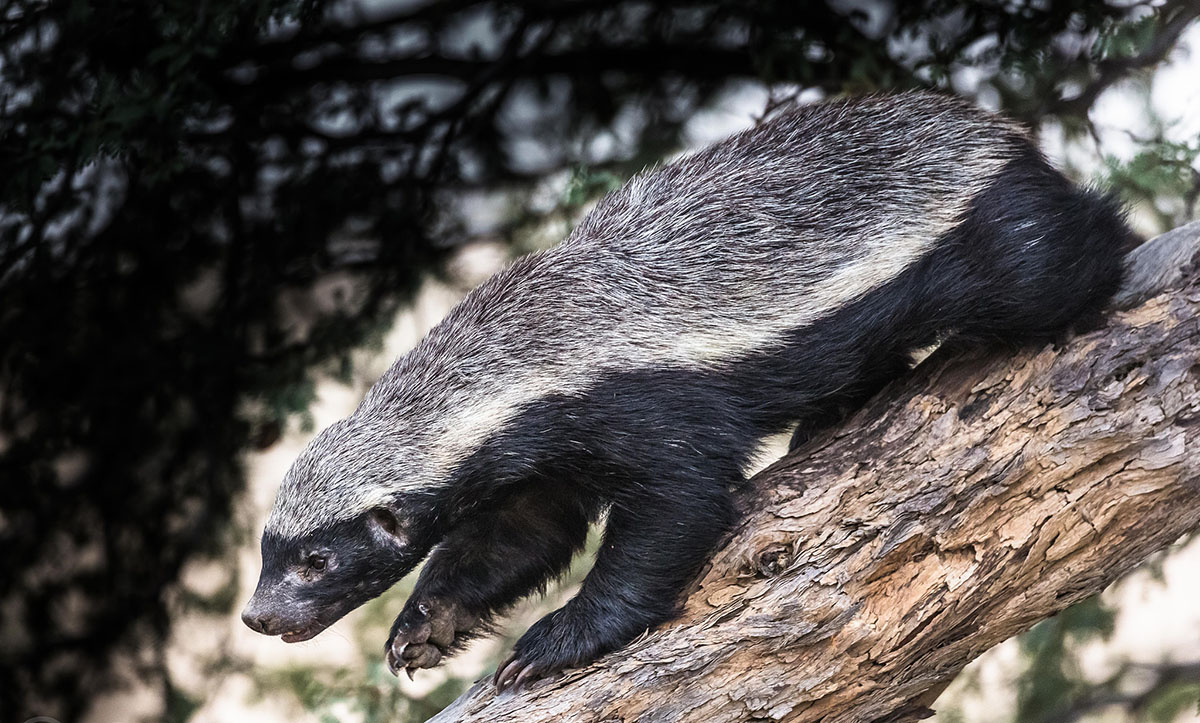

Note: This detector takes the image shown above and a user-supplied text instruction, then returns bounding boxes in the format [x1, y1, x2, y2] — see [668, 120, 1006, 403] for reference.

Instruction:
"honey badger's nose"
[241, 609, 271, 634]
[241, 596, 280, 635]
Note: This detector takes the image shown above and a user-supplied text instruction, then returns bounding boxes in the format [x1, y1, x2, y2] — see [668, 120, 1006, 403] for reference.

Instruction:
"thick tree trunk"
[433, 222, 1200, 723]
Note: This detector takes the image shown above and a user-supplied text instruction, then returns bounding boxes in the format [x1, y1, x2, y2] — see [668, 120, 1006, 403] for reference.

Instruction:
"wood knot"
[751, 545, 792, 578]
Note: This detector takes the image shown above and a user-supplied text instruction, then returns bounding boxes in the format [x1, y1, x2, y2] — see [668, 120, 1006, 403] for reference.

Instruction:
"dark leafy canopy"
[1, 0, 1196, 718]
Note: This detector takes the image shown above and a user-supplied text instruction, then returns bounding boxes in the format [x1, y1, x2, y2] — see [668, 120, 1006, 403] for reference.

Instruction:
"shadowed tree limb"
[432, 221, 1200, 722]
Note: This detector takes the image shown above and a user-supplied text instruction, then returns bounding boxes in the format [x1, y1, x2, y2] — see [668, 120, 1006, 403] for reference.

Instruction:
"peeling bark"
[432, 222, 1200, 723]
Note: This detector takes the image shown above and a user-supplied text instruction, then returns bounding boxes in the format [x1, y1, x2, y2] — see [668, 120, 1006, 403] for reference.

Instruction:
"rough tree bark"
[432, 222, 1200, 723]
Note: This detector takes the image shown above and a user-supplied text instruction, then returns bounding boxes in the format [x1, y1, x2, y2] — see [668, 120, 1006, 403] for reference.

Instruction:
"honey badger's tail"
[785, 149, 1134, 453]
[930, 147, 1137, 343]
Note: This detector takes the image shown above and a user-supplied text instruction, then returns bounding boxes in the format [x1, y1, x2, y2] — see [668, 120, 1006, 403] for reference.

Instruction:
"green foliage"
[1144, 681, 1200, 723]
[1016, 597, 1117, 720]
[1105, 138, 1200, 231]
[165, 681, 203, 723]
[1096, 13, 1162, 63]
[564, 166, 625, 209]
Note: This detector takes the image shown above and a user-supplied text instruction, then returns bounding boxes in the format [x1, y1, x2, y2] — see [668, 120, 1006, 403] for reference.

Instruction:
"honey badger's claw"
[513, 663, 542, 690]
[493, 655, 523, 692]
[493, 653, 551, 693]
[385, 642, 406, 676]
[493, 607, 589, 691]
[386, 646, 403, 676]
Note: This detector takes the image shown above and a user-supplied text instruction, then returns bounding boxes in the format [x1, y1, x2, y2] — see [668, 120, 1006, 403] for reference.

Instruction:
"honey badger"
[242, 91, 1133, 691]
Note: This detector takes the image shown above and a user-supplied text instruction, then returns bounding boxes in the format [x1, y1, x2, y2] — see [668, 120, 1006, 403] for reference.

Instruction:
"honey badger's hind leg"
[787, 351, 914, 453]
[387, 481, 593, 678]
[494, 476, 736, 691]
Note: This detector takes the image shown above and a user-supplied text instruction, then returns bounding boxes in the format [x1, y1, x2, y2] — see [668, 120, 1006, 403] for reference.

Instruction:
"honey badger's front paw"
[385, 598, 478, 678]
[493, 607, 614, 692]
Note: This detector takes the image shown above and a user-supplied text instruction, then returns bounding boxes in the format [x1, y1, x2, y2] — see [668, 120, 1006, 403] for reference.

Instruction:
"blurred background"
[3, 1, 1200, 721]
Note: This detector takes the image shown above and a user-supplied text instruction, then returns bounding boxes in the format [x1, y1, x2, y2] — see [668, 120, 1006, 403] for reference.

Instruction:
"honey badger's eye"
[308, 554, 327, 571]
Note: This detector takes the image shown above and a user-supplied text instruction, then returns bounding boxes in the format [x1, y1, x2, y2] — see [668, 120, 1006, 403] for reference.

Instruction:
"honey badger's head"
[241, 416, 444, 642]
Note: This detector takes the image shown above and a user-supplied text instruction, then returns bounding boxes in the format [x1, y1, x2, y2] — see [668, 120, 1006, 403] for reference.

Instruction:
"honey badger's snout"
[240, 592, 281, 635]
[241, 583, 328, 642]
[241, 583, 293, 635]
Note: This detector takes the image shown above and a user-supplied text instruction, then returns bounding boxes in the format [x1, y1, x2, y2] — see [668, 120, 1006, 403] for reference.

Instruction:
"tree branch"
[432, 220, 1200, 722]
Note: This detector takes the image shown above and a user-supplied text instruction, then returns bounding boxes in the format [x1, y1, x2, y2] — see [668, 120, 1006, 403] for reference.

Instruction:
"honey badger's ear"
[367, 506, 409, 547]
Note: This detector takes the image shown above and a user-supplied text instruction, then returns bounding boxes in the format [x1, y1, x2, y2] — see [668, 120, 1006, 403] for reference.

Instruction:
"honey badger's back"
[324, 92, 1132, 687]
[358, 92, 1128, 487]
